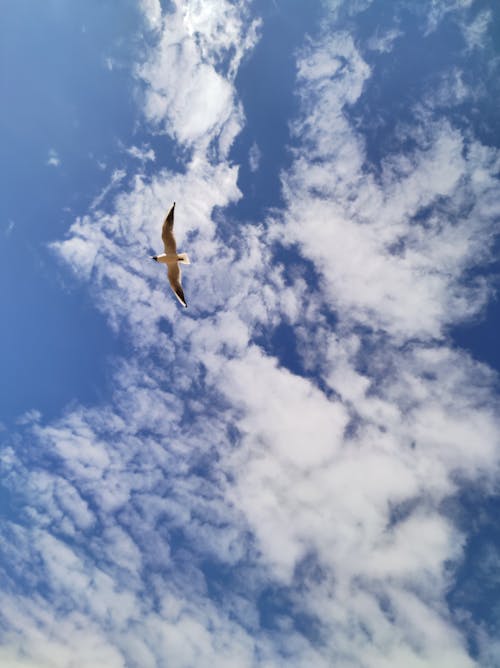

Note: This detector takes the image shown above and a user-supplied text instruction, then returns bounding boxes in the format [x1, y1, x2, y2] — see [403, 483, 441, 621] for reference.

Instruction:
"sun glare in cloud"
[2, 0, 500, 666]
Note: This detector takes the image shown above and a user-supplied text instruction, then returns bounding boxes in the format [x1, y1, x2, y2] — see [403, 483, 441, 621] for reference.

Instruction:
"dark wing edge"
[162, 202, 176, 254]
[173, 285, 187, 308]
[167, 262, 187, 308]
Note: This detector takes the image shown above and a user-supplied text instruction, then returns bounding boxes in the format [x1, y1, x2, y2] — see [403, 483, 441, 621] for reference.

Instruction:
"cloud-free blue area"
[1, 267, 118, 422]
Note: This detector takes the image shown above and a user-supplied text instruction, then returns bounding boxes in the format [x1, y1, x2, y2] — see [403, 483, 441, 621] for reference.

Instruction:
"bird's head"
[150, 255, 159, 262]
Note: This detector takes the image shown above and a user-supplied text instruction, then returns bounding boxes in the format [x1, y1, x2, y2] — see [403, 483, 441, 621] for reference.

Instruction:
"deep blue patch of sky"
[229, 0, 324, 224]
[258, 581, 323, 647]
[0, 1, 154, 423]
[447, 491, 500, 659]
[453, 297, 500, 376]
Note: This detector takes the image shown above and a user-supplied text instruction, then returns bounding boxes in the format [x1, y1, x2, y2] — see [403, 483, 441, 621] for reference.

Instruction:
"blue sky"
[1, 1, 500, 666]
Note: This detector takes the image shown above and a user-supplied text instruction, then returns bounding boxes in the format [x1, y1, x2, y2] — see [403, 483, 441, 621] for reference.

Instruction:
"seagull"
[151, 202, 190, 307]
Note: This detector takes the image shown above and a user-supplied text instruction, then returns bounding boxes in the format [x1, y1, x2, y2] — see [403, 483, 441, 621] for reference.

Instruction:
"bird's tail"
[177, 253, 190, 264]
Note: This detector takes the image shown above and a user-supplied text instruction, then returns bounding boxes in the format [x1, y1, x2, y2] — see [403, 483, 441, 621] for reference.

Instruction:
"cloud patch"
[46, 149, 61, 167]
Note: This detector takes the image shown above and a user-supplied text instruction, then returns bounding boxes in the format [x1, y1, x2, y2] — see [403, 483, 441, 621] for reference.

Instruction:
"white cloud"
[46, 149, 61, 167]
[461, 8, 492, 50]
[367, 28, 402, 53]
[139, 0, 162, 31]
[248, 142, 261, 172]
[15, 409, 41, 426]
[126, 144, 156, 163]
[137, 0, 260, 157]
[5, 219, 15, 237]
[425, 0, 473, 34]
[279, 33, 499, 342]
[90, 168, 126, 212]
[425, 68, 470, 108]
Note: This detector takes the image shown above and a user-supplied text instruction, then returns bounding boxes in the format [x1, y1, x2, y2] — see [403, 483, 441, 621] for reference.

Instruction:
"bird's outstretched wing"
[167, 262, 187, 308]
[162, 202, 176, 254]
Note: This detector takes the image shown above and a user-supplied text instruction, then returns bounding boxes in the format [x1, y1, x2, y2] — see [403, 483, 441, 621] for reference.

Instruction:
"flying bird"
[151, 202, 190, 307]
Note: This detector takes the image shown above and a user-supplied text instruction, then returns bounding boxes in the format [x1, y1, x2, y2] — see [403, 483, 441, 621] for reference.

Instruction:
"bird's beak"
[150, 256, 158, 262]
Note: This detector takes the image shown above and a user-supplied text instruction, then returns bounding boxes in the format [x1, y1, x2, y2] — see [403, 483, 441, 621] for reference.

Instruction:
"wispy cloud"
[104, 56, 115, 71]
[461, 8, 493, 51]
[425, 0, 474, 34]
[15, 409, 42, 426]
[89, 169, 126, 212]
[4, 219, 15, 237]
[126, 144, 156, 163]
[248, 142, 261, 172]
[367, 27, 402, 53]
[46, 148, 61, 167]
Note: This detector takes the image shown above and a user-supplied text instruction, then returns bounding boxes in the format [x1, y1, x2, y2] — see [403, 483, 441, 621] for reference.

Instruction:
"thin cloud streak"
[46, 149, 61, 168]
